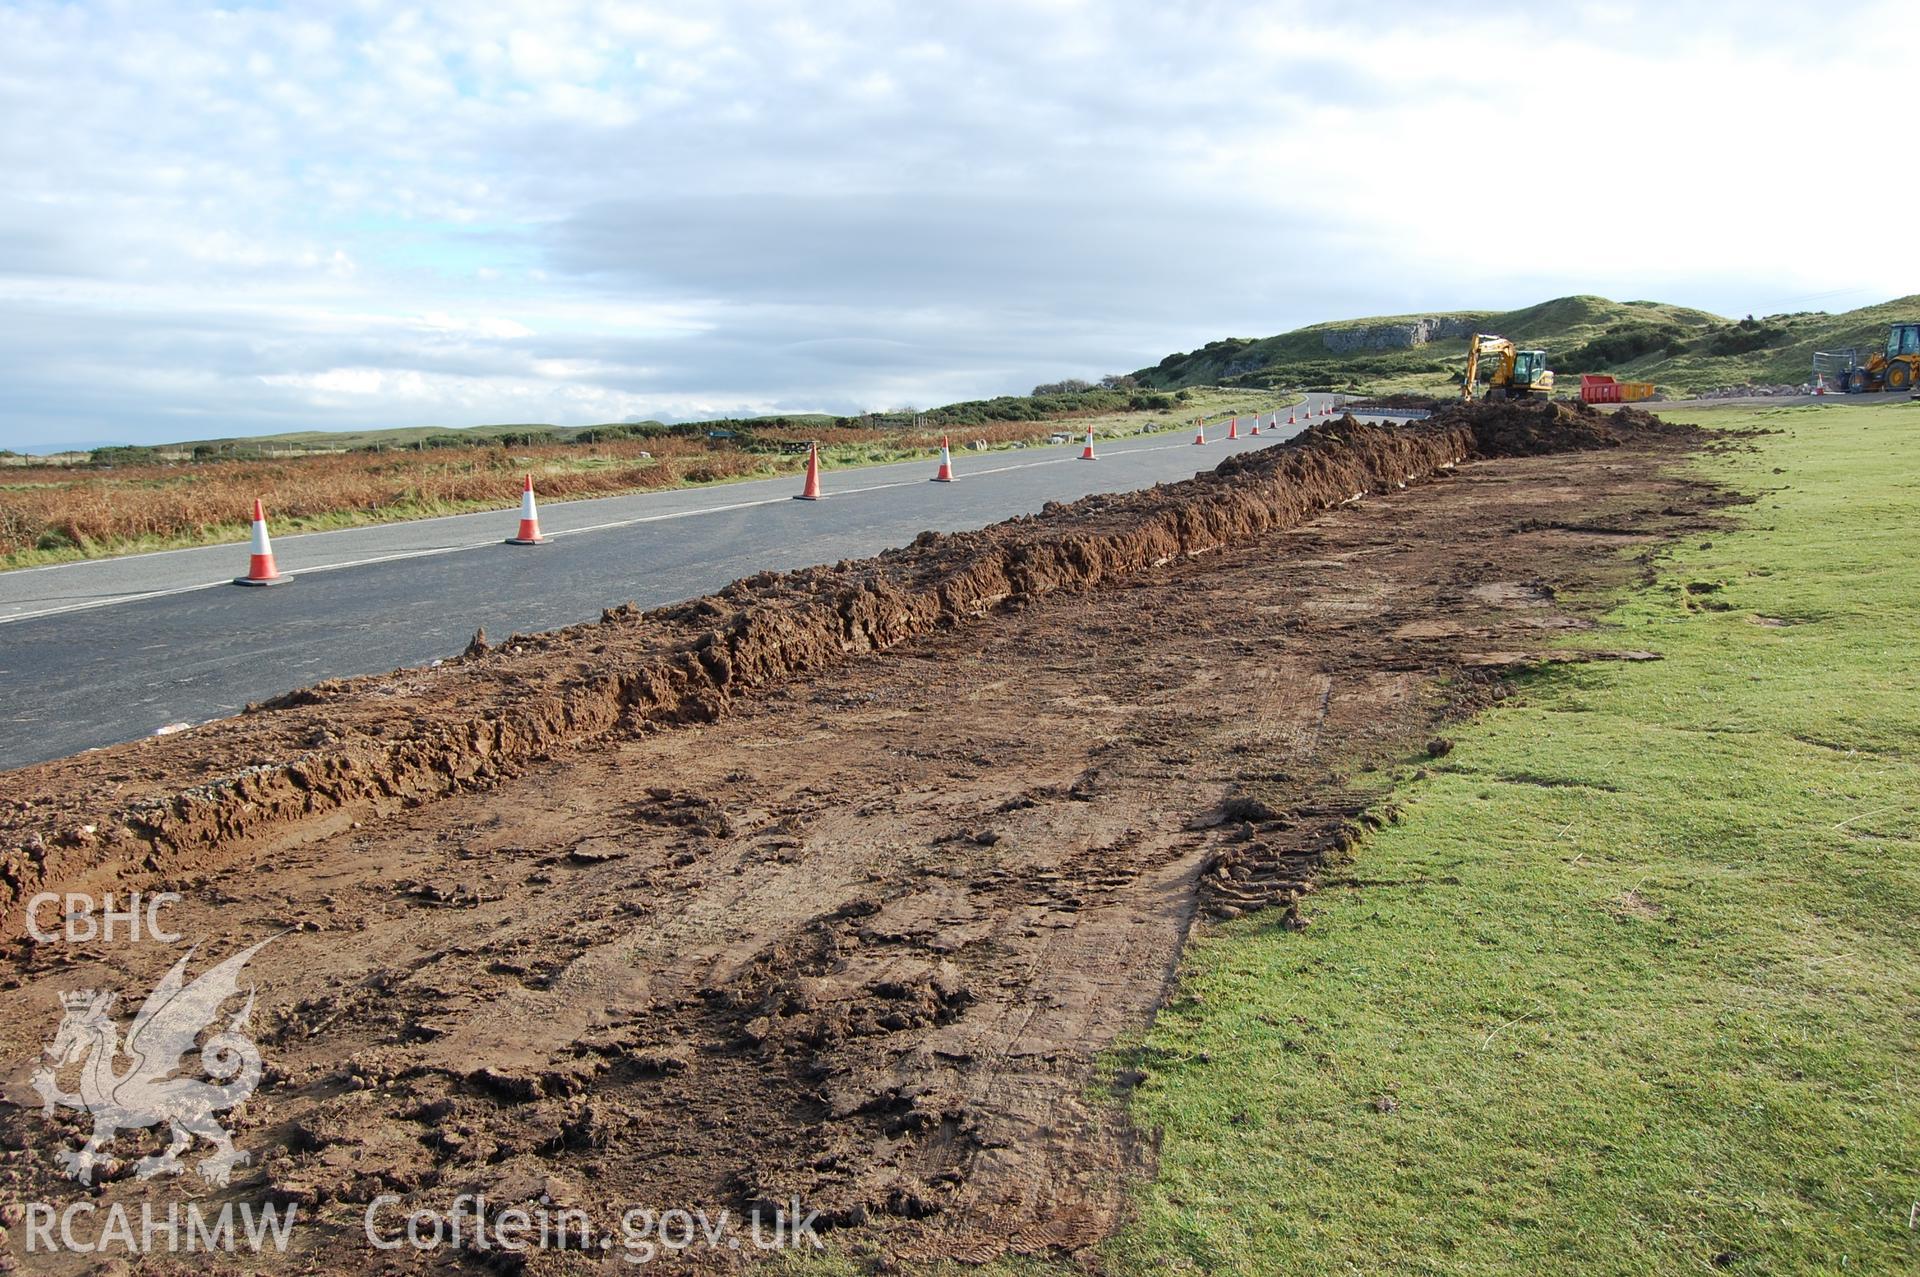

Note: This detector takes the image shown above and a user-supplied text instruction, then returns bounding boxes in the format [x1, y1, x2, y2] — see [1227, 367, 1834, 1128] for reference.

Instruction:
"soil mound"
[1431, 396, 1683, 456]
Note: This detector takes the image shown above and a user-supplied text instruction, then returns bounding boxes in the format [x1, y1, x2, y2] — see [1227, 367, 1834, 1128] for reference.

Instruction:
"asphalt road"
[1608, 391, 1913, 411]
[0, 400, 1349, 768]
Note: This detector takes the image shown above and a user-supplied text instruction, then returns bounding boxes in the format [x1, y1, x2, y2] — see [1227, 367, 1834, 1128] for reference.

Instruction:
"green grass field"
[1105, 399, 1920, 1275]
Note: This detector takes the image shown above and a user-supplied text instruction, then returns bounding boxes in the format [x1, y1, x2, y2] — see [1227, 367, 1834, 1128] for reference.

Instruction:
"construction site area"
[0, 399, 1753, 1273]
[11, 3, 1920, 1269]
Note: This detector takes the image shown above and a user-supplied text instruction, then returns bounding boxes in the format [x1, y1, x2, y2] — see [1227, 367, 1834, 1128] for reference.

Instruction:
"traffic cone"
[932, 436, 955, 482]
[1079, 429, 1097, 461]
[1193, 422, 1206, 445]
[1227, 416, 1239, 440]
[232, 499, 290, 586]
[796, 443, 823, 500]
[1287, 408, 1296, 425]
[505, 473, 545, 545]
[1250, 417, 1261, 436]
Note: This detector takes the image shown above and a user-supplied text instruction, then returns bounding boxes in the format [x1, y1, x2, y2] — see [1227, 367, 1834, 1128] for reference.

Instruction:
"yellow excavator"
[1461, 333, 1554, 401]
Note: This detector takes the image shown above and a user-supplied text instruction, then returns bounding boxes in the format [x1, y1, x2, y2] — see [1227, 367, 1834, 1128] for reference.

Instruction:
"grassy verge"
[1106, 399, 1920, 1274]
[0, 389, 1296, 571]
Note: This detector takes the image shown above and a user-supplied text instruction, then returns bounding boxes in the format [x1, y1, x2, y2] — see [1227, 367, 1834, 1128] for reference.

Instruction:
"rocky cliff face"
[1321, 316, 1476, 354]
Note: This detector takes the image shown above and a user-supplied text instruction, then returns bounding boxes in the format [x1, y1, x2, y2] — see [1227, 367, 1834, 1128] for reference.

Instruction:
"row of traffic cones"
[229, 440, 929, 581]
[1188, 398, 1341, 445]
[231, 473, 555, 585]
[232, 406, 1349, 585]
[231, 435, 960, 581]
[801, 431, 987, 499]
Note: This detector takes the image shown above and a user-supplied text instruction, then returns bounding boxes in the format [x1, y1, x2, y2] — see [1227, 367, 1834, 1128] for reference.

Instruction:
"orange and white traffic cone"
[505, 473, 545, 544]
[232, 499, 290, 586]
[1287, 408, 1296, 425]
[932, 435, 956, 482]
[796, 443, 823, 500]
[1227, 416, 1239, 440]
[1250, 416, 1261, 436]
[1193, 422, 1207, 445]
[1079, 429, 1097, 460]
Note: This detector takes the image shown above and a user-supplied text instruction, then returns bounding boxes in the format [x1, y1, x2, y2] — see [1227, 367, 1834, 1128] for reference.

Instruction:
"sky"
[0, 0, 1913, 449]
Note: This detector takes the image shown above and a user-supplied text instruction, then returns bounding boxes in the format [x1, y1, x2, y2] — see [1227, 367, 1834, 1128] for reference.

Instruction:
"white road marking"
[0, 415, 1335, 627]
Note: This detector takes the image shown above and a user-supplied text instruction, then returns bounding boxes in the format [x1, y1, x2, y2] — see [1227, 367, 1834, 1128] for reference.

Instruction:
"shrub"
[1701, 318, 1788, 357]
[1557, 322, 1687, 369]
[88, 445, 163, 467]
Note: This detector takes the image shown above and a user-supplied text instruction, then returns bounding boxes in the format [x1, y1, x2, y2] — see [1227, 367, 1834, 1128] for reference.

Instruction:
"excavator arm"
[1462, 334, 1517, 402]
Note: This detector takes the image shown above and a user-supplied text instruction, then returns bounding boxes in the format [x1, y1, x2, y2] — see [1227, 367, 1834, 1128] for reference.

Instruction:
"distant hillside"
[1136, 294, 1920, 396]
[89, 413, 841, 464]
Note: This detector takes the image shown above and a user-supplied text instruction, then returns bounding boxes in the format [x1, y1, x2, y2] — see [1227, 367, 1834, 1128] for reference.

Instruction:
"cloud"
[0, 0, 1913, 446]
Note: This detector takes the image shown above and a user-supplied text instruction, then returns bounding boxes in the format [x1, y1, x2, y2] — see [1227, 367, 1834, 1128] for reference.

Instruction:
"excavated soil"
[0, 400, 1723, 1274]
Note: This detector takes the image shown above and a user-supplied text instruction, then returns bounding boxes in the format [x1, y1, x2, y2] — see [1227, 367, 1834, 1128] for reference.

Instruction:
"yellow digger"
[1462, 333, 1554, 401]
[1827, 322, 1920, 393]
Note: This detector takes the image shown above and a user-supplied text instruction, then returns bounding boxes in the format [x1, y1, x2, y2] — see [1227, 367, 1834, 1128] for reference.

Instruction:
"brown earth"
[0, 401, 1724, 1274]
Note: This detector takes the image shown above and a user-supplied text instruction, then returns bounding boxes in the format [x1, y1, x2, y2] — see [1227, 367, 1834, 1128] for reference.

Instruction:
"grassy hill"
[1609, 295, 1920, 390]
[1136, 294, 1920, 397]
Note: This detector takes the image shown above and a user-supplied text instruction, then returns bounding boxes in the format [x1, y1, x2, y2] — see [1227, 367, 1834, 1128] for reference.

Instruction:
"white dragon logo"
[31, 937, 274, 1187]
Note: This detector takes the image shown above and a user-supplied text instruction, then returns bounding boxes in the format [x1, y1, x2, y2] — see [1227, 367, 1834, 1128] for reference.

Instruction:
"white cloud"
[416, 312, 535, 340]
[0, 0, 1913, 446]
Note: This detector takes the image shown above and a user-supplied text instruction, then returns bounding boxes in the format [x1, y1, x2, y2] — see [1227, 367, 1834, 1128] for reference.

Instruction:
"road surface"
[0, 401, 1350, 768]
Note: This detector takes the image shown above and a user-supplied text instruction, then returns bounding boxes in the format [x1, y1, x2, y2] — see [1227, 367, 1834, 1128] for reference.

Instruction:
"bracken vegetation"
[0, 387, 1269, 565]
